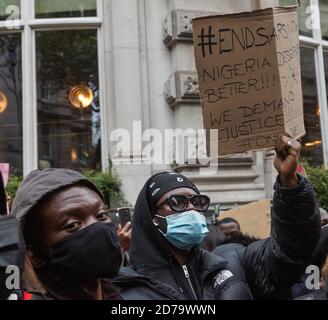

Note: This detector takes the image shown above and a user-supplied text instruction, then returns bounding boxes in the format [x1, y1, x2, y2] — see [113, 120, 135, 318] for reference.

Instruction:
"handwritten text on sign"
[193, 7, 305, 155]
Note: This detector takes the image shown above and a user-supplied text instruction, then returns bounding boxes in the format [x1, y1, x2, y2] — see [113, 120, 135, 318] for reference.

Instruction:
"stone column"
[103, 0, 152, 204]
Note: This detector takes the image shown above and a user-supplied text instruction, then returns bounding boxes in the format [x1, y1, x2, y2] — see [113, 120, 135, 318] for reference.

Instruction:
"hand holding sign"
[274, 135, 301, 187]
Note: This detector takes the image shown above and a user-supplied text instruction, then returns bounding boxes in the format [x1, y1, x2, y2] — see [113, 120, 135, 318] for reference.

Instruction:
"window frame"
[300, 0, 328, 167]
[1, 0, 328, 173]
[0, 0, 109, 175]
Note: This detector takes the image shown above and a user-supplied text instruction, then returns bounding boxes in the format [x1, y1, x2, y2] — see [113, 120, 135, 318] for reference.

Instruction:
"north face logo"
[213, 270, 233, 288]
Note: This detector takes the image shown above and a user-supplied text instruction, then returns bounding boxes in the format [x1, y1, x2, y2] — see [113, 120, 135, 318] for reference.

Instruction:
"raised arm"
[243, 136, 321, 299]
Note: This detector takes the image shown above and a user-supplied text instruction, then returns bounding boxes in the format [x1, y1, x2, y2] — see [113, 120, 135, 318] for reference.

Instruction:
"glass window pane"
[0, 33, 23, 175]
[325, 51, 328, 164]
[36, 30, 101, 171]
[279, 0, 313, 37]
[35, 0, 97, 19]
[0, 0, 20, 21]
[320, 0, 328, 40]
[300, 46, 324, 167]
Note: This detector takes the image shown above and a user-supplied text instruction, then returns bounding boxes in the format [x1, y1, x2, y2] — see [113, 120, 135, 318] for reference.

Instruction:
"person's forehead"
[30, 186, 104, 231]
[157, 187, 198, 204]
[219, 222, 239, 230]
[39, 185, 104, 214]
[51, 185, 100, 201]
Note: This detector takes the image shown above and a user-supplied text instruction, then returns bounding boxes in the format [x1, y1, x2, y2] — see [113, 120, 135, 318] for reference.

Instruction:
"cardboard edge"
[192, 6, 298, 22]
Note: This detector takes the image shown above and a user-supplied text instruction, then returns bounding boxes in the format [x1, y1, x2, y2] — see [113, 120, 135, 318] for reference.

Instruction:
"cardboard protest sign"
[217, 199, 271, 239]
[193, 6, 305, 156]
[0, 163, 9, 187]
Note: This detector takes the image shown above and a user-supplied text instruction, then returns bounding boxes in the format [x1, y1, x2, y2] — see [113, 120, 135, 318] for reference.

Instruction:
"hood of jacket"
[129, 174, 177, 273]
[11, 168, 104, 224]
[129, 173, 227, 275]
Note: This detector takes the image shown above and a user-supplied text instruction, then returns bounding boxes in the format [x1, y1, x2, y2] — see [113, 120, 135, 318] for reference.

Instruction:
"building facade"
[0, 0, 327, 208]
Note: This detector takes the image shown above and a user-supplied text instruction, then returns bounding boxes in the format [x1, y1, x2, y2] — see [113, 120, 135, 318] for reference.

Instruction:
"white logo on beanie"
[177, 177, 184, 182]
[152, 188, 161, 196]
[149, 182, 155, 189]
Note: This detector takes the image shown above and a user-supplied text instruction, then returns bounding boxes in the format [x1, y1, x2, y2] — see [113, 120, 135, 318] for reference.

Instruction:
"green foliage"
[6, 171, 129, 209]
[82, 170, 130, 208]
[302, 162, 328, 211]
[6, 174, 23, 199]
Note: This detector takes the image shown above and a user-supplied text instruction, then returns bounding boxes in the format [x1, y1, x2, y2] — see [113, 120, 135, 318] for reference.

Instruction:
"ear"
[26, 246, 47, 269]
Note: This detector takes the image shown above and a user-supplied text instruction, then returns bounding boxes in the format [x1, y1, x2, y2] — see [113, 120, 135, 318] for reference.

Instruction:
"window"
[280, 0, 313, 37]
[320, 0, 328, 40]
[0, 33, 22, 175]
[0, 0, 106, 175]
[300, 47, 323, 166]
[279, 0, 328, 167]
[36, 30, 101, 170]
[35, 0, 97, 19]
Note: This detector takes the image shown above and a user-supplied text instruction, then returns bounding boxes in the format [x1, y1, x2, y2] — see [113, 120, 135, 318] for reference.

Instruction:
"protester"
[10, 169, 123, 300]
[9, 168, 185, 300]
[125, 136, 321, 300]
[200, 224, 225, 252]
[216, 218, 259, 247]
[216, 217, 240, 239]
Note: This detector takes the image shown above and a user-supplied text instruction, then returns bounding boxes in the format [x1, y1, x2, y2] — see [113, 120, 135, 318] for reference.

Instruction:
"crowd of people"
[1, 136, 327, 300]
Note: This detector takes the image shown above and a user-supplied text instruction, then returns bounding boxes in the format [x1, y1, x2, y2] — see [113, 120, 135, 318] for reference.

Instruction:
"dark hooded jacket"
[10, 168, 122, 300]
[291, 225, 328, 299]
[11, 168, 188, 300]
[114, 174, 321, 300]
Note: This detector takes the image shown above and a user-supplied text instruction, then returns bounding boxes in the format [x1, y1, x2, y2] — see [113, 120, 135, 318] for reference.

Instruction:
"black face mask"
[42, 222, 122, 281]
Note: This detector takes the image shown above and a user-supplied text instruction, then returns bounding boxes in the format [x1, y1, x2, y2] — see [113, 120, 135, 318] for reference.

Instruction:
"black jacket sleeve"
[243, 175, 321, 299]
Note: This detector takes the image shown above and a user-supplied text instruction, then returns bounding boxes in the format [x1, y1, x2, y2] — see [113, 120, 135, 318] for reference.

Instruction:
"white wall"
[105, 0, 276, 206]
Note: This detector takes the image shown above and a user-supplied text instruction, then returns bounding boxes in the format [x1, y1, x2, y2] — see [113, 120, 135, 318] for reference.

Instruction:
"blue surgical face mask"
[154, 210, 209, 250]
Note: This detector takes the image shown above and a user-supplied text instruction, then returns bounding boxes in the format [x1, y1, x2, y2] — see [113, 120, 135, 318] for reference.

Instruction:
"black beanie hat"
[147, 172, 199, 213]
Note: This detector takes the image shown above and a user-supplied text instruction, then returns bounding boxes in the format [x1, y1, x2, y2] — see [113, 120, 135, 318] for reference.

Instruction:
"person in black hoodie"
[116, 136, 321, 300]
[216, 218, 260, 247]
[10, 169, 123, 300]
[10, 168, 185, 300]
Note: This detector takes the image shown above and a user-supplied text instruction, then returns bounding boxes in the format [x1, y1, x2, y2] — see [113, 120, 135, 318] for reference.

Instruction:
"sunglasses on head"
[157, 194, 210, 213]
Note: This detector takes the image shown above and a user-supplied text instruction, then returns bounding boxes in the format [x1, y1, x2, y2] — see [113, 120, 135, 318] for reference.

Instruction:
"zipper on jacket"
[168, 255, 184, 294]
[182, 265, 198, 300]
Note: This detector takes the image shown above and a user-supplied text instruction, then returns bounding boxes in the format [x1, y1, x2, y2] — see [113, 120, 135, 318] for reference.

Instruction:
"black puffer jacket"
[116, 175, 320, 300]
